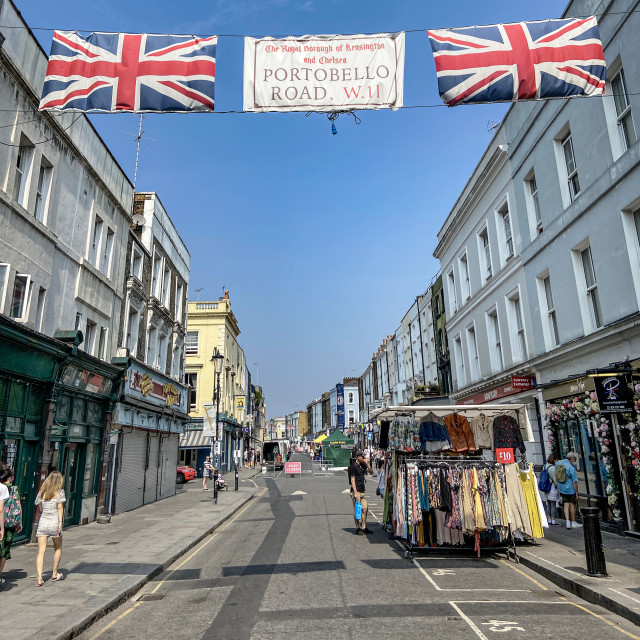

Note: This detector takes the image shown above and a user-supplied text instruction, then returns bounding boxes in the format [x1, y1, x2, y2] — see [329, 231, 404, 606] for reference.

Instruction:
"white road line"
[609, 588, 640, 605]
[453, 600, 568, 604]
[449, 602, 489, 640]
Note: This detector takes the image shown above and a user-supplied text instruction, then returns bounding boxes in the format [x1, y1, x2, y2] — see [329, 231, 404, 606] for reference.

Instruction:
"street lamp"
[211, 347, 224, 503]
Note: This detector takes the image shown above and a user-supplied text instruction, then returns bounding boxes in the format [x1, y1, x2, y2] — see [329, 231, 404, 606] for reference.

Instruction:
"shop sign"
[593, 374, 634, 414]
[128, 366, 187, 412]
[236, 397, 245, 410]
[496, 448, 515, 464]
[458, 377, 536, 405]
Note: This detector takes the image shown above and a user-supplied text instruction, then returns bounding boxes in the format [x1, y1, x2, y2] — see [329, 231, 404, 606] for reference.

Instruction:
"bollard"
[581, 506, 607, 577]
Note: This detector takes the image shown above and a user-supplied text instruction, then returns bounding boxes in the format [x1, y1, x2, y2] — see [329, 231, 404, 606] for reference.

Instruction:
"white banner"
[243, 32, 405, 113]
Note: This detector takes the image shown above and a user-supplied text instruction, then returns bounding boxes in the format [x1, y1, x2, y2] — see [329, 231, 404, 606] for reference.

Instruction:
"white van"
[261, 439, 288, 470]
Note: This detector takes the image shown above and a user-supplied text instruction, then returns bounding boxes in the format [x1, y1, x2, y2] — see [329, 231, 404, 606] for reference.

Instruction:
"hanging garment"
[447, 467, 463, 529]
[519, 465, 544, 539]
[492, 414, 526, 453]
[493, 468, 509, 530]
[471, 468, 487, 531]
[439, 467, 453, 512]
[532, 472, 549, 530]
[461, 468, 476, 535]
[419, 412, 452, 452]
[470, 413, 493, 450]
[443, 413, 476, 452]
[503, 463, 533, 537]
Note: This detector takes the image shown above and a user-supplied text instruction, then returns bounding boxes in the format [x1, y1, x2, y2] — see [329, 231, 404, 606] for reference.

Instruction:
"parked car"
[176, 465, 196, 484]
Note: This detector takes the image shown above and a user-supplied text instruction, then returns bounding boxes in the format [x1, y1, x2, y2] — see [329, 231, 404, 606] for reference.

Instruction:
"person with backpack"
[538, 455, 560, 525]
[0, 467, 22, 585]
[555, 452, 581, 529]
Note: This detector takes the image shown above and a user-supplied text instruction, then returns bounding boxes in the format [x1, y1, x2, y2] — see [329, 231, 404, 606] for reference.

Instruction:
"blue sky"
[17, 0, 564, 417]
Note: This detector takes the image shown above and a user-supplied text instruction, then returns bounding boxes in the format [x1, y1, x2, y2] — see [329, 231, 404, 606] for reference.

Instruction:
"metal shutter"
[115, 429, 147, 513]
[159, 435, 179, 498]
[144, 434, 160, 504]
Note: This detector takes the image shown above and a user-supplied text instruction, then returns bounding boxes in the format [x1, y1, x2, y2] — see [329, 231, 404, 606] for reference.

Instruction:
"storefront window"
[83, 443, 98, 496]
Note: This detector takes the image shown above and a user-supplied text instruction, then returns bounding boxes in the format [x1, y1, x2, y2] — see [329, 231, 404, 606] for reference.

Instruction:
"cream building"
[180, 293, 247, 473]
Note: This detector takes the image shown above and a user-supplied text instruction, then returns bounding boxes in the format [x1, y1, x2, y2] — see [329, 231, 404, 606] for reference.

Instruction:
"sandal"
[51, 573, 64, 582]
[36, 581, 44, 587]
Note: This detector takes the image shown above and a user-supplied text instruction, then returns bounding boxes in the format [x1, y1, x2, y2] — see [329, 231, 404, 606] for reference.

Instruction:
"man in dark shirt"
[348, 450, 373, 535]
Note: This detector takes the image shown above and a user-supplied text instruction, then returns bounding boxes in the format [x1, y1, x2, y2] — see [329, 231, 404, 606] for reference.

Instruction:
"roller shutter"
[159, 434, 179, 498]
[144, 434, 160, 504]
[114, 429, 147, 513]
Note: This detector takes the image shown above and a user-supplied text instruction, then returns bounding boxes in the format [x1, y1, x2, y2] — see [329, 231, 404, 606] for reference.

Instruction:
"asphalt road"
[76, 454, 640, 640]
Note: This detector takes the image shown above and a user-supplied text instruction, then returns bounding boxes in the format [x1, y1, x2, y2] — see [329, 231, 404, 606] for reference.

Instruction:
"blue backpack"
[538, 466, 552, 493]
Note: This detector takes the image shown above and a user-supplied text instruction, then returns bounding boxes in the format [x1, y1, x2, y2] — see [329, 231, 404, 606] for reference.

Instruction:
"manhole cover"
[138, 593, 166, 601]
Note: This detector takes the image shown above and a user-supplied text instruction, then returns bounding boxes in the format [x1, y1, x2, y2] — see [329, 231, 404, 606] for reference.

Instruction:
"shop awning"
[180, 430, 212, 449]
[313, 434, 328, 443]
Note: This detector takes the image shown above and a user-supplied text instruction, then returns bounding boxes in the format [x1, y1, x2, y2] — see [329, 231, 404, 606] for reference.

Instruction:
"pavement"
[2, 455, 640, 639]
[1, 466, 259, 640]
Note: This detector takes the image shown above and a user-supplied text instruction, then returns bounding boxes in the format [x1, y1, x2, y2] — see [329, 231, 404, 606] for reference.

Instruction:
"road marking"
[609, 588, 640, 605]
[559, 597, 640, 640]
[291, 490, 307, 495]
[87, 602, 143, 640]
[341, 489, 351, 494]
[449, 602, 489, 640]
[498, 558, 548, 591]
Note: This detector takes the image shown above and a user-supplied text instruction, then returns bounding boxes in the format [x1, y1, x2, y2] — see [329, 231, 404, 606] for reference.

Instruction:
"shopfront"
[542, 371, 640, 534]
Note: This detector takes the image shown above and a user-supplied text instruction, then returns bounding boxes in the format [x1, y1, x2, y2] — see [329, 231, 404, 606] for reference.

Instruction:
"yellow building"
[180, 293, 247, 472]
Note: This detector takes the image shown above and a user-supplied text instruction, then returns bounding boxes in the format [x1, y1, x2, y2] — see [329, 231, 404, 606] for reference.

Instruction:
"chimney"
[224, 290, 230, 300]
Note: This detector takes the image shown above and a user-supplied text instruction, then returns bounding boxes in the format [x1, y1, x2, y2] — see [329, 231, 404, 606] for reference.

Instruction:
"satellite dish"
[132, 214, 146, 227]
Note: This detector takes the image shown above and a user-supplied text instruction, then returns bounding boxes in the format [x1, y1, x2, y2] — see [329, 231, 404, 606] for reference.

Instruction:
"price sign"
[496, 448, 515, 464]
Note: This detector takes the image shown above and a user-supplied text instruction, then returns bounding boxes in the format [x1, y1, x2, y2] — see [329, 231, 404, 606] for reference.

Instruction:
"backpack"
[555, 462, 567, 484]
[537, 466, 553, 493]
[4, 486, 21, 528]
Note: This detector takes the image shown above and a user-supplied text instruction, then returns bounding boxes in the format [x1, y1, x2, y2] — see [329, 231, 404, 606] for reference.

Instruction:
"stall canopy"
[313, 434, 328, 443]
[322, 429, 354, 468]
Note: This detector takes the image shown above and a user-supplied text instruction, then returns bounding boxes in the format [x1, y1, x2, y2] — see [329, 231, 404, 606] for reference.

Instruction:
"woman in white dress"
[34, 471, 66, 586]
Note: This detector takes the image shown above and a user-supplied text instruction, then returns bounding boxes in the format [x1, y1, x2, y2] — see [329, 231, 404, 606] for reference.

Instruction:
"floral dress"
[35, 490, 66, 537]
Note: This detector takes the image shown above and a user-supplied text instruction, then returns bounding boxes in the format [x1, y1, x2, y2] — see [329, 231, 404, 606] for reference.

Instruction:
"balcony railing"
[195, 302, 219, 310]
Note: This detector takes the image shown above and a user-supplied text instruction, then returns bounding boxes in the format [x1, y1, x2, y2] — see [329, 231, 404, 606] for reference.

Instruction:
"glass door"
[61, 443, 85, 528]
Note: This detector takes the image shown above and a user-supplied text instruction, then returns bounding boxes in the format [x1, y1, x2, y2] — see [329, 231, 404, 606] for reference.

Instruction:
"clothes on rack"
[418, 412, 452, 452]
[470, 413, 493, 450]
[493, 414, 526, 454]
[443, 413, 476, 452]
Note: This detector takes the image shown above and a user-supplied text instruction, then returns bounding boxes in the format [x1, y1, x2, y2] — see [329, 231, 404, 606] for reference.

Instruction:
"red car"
[176, 465, 196, 484]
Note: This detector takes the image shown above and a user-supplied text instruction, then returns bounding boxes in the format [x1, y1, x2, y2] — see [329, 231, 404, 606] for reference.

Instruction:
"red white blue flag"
[39, 31, 217, 112]
[427, 17, 606, 106]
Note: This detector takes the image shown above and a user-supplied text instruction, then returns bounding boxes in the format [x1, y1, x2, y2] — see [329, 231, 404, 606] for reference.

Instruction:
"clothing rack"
[395, 451, 518, 561]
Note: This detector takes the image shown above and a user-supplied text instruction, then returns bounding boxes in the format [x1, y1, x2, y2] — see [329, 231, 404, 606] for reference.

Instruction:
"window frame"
[9, 273, 32, 321]
[0, 264, 9, 313]
[186, 372, 198, 412]
[562, 133, 580, 201]
[13, 137, 34, 208]
[581, 246, 603, 330]
[447, 269, 458, 314]
[465, 323, 480, 382]
[102, 228, 114, 278]
[477, 225, 492, 283]
[89, 215, 104, 268]
[453, 334, 465, 389]
[486, 307, 503, 374]
[84, 319, 97, 355]
[611, 67, 636, 152]
[506, 290, 527, 364]
[185, 331, 199, 356]
[459, 252, 471, 301]
[130, 245, 144, 281]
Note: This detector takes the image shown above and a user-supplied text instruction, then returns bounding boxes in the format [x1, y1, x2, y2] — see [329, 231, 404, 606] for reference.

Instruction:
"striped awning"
[180, 430, 212, 449]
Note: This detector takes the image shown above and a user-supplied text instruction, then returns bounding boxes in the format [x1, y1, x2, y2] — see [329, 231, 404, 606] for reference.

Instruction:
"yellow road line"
[93, 489, 266, 633]
[498, 558, 548, 590]
[560, 597, 640, 640]
[87, 601, 143, 640]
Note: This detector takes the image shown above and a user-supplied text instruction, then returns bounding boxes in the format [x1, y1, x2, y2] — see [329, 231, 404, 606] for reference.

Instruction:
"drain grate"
[138, 593, 166, 601]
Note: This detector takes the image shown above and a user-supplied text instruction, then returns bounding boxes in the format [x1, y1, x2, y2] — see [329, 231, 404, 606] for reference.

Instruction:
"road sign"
[243, 426, 250, 433]
[285, 461, 302, 477]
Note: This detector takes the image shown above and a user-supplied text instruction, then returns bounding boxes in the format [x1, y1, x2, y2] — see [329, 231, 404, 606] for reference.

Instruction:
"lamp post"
[211, 348, 224, 504]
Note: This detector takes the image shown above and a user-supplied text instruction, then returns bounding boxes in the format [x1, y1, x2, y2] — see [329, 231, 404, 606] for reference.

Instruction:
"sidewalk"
[1, 467, 260, 640]
[520, 522, 640, 626]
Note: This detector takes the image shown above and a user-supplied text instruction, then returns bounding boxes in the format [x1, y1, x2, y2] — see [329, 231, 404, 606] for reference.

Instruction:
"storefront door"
[61, 443, 85, 528]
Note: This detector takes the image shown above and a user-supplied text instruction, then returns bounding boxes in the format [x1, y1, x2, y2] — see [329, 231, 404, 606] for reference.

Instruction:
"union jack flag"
[428, 17, 606, 106]
[39, 31, 217, 112]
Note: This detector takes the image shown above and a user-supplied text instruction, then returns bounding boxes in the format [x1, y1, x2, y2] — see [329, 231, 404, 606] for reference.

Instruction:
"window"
[453, 335, 465, 388]
[508, 293, 527, 363]
[466, 325, 480, 382]
[89, 216, 103, 268]
[348, 409, 355, 424]
[162, 264, 171, 307]
[543, 276, 560, 347]
[611, 68, 636, 151]
[9, 274, 31, 320]
[98, 327, 107, 360]
[186, 373, 197, 412]
[478, 227, 492, 282]
[348, 392, 354, 404]
[84, 320, 96, 355]
[581, 246, 603, 329]
[75, 312, 83, 330]
[171, 339, 182, 379]
[185, 331, 199, 355]
[486, 309, 503, 373]
[34, 159, 52, 222]
[157, 332, 168, 372]
[562, 133, 580, 201]
[635, 209, 640, 247]
[13, 138, 34, 207]
[175, 281, 184, 323]
[525, 173, 543, 236]
[459, 253, 470, 300]
[35, 287, 46, 331]
[498, 201, 514, 259]
[126, 305, 140, 357]
[152, 253, 162, 299]
[102, 228, 114, 278]
[0, 264, 9, 312]
[130, 245, 143, 281]
[147, 326, 157, 366]
[447, 270, 458, 313]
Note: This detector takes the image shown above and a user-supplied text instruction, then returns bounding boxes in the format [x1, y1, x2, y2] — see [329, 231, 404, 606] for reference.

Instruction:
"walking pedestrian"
[540, 454, 560, 525]
[0, 467, 22, 584]
[203, 456, 213, 491]
[556, 452, 582, 529]
[35, 471, 66, 586]
[348, 450, 373, 535]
